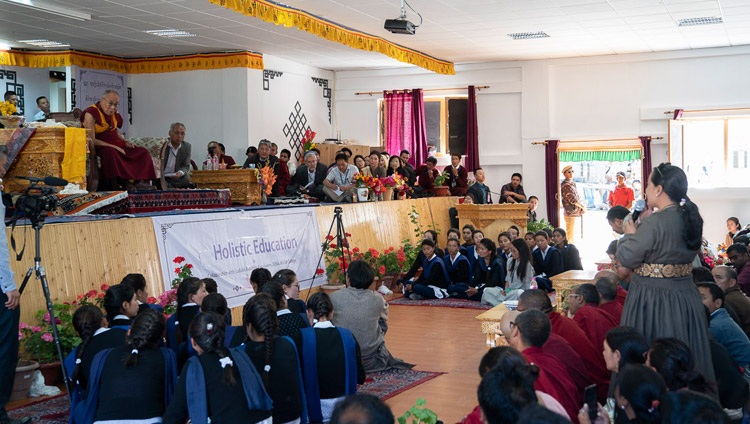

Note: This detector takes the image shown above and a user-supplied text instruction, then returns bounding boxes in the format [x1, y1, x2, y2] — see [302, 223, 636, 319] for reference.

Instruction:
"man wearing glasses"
[81, 90, 156, 192]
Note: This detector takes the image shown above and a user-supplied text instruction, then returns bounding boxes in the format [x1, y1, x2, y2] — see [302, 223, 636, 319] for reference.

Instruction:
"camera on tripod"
[11, 176, 67, 226]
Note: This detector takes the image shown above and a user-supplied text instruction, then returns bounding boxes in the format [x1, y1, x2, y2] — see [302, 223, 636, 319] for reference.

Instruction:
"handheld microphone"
[14, 176, 69, 186]
[631, 198, 646, 222]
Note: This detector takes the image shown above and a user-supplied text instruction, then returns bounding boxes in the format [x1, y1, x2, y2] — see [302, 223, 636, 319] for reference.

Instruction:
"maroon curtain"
[640, 136, 652, 188]
[411, 89, 428, 166]
[465, 85, 480, 171]
[545, 140, 560, 227]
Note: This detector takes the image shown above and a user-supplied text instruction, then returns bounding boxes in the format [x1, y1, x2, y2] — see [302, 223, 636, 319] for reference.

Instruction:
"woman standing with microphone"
[616, 163, 714, 381]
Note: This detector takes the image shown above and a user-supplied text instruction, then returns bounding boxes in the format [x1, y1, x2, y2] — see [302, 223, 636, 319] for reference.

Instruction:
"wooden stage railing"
[8, 197, 459, 324]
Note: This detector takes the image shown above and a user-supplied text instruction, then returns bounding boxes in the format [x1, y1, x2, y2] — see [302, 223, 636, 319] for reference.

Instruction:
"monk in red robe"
[569, 284, 618, 356]
[508, 309, 581, 423]
[81, 90, 155, 191]
[519, 289, 611, 403]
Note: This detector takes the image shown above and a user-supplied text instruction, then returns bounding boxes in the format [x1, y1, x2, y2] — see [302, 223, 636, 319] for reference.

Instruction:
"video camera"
[12, 176, 67, 227]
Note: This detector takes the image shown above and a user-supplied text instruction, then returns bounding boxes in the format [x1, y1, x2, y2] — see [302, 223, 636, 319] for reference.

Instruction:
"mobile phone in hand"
[585, 384, 597, 421]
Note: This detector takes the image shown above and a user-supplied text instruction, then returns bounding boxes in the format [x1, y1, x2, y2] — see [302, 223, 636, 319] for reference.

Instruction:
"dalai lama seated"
[82, 90, 156, 192]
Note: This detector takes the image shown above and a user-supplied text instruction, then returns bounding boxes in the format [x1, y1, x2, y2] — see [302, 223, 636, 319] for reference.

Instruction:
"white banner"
[152, 207, 323, 308]
[76, 68, 129, 135]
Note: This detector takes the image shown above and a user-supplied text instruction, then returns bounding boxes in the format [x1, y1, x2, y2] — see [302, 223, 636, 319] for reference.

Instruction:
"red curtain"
[465, 85, 480, 171]
[640, 136, 652, 189]
[383, 91, 413, 156]
[545, 140, 560, 227]
[411, 89, 428, 166]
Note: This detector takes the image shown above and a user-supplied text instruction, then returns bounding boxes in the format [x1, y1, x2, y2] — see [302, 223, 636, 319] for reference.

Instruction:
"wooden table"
[190, 169, 261, 205]
[550, 269, 598, 311]
[475, 303, 510, 348]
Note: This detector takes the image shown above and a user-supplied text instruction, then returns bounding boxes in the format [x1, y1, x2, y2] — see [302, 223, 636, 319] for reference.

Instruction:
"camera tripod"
[17, 213, 71, 399]
[306, 206, 351, 301]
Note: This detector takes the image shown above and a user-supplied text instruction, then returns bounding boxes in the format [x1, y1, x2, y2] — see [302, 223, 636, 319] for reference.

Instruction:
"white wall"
[0, 65, 51, 119]
[334, 46, 750, 245]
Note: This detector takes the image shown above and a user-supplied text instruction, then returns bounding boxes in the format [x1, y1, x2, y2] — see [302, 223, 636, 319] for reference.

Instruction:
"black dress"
[79, 328, 127, 389]
[277, 310, 309, 338]
[244, 337, 303, 423]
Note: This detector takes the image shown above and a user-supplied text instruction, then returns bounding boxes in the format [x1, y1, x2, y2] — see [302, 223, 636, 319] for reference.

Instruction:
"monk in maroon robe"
[81, 90, 155, 191]
[519, 289, 611, 402]
[569, 284, 618, 359]
[508, 310, 581, 423]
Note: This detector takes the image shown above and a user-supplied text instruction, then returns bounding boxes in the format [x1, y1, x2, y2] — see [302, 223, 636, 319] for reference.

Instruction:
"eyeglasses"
[104, 100, 119, 107]
[508, 321, 516, 329]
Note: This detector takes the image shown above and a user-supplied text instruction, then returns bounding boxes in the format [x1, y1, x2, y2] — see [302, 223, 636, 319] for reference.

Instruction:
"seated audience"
[468, 239, 505, 303]
[330, 394, 394, 424]
[163, 312, 272, 424]
[483, 239, 533, 306]
[201, 291, 231, 327]
[465, 229, 484, 272]
[103, 284, 139, 330]
[207, 141, 236, 167]
[279, 148, 295, 176]
[466, 167, 492, 204]
[726, 217, 741, 247]
[250, 267, 272, 294]
[517, 290, 611, 399]
[245, 146, 257, 164]
[296, 293, 366, 423]
[595, 277, 623, 325]
[524, 231, 536, 251]
[507, 310, 581, 421]
[71, 305, 127, 392]
[416, 157, 441, 195]
[527, 195, 539, 222]
[245, 139, 290, 196]
[379, 152, 389, 169]
[399, 150, 417, 184]
[331, 260, 414, 372]
[387, 155, 415, 188]
[261, 281, 308, 338]
[160, 122, 192, 189]
[712, 265, 750, 337]
[273, 268, 306, 314]
[444, 238, 471, 289]
[532, 231, 564, 278]
[727, 243, 750, 296]
[81, 90, 156, 191]
[496, 232, 512, 264]
[646, 338, 715, 398]
[696, 282, 750, 368]
[287, 151, 328, 199]
[445, 227, 462, 251]
[578, 365, 666, 424]
[172, 278, 207, 349]
[568, 284, 618, 353]
[499, 172, 526, 204]
[323, 153, 359, 202]
[401, 239, 449, 300]
[444, 153, 468, 196]
[33, 95, 51, 122]
[508, 225, 521, 241]
[606, 205, 629, 235]
[240, 293, 303, 423]
[422, 230, 444, 257]
[601, 326, 649, 410]
[551, 228, 583, 271]
[660, 390, 732, 424]
[82, 309, 178, 424]
[362, 151, 387, 179]
[461, 224, 476, 249]
[692, 266, 715, 284]
[120, 273, 162, 314]
[353, 155, 366, 173]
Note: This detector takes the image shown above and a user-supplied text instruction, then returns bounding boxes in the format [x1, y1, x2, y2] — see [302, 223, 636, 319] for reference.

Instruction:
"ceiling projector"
[385, 18, 416, 35]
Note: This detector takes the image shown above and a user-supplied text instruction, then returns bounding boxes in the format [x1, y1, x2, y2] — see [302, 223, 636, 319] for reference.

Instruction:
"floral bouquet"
[302, 128, 317, 152]
[255, 164, 277, 196]
[160, 256, 193, 315]
[72, 283, 109, 308]
[19, 303, 80, 363]
[354, 173, 373, 188]
[0, 100, 17, 116]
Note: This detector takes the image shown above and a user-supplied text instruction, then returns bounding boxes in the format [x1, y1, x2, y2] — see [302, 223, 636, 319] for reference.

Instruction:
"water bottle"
[203, 154, 211, 170]
[211, 155, 218, 170]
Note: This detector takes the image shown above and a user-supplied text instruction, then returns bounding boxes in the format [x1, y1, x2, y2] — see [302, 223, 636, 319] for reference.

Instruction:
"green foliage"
[402, 206, 440, 271]
[20, 303, 80, 364]
[434, 171, 450, 186]
[527, 218, 554, 234]
[397, 398, 438, 424]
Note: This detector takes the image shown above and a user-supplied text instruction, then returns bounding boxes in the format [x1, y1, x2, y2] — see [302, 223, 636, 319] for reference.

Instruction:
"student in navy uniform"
[261, 281, 309, 338]
[551, 228, 583, 271]
[103, 284, 139, 330]
[464, 238, 506, 301]
[274, 268, 306, 314]
[202, 281, 232, 326]
[295, 293, 366, 423]
[496, 231, 513, 265]
[170, 277, 207, 356]
[120, 273, 163, 315]
[400, 239, 450, 300]
[465, 230, 484, 273]
[163, 312, 272, 424]
[250, 267, 273, 294]
[71, 305, 127, 397]
[422, 230, 445, 258]
[242, 293, 304, 424]
[531, 231, 564, 278]
[445, 238, 472, 298]
[79, 309, 178, 424]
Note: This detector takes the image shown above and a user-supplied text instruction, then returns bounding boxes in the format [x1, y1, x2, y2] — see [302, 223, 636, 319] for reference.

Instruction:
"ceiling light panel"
[144, 29, 196, 38]
[18, 38, 69, 47]
[507, 31, 550, 40]
[677, 16, 723, 26]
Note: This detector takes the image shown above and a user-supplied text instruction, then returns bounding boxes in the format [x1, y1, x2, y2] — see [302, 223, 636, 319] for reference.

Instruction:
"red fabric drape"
[465, 85, 480, 171]
[545, 140, 560, 227]
[411, 89, 428, 167]
[383, 91, 413, 156]
[640, 136, 652, 188]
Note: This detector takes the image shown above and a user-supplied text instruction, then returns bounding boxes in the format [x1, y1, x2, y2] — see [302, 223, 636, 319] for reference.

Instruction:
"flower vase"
[383, 187, 394, 201]
[356, 187, 369, 202]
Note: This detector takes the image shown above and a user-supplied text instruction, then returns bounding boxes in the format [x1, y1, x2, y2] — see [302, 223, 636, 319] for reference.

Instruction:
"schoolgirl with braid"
[163, 312, 272, 424]
[242, 293, 304, 423]
[102, 284, 139, 330]
[75, 309, 178, 424]
[70, 305, 126, 392]
[295, 292, 366, 424]
[260, 281, 308, 338]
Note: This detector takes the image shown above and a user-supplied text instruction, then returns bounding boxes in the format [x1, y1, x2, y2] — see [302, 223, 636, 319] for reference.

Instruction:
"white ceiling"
[0, 0, 748, 71]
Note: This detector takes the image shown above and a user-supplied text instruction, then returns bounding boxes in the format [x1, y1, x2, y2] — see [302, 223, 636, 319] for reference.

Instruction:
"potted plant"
[432, 171, 451, 197]
[398, 398, 439, 424]
[527, 218, 553, 234]
[321, 234, 352, 287]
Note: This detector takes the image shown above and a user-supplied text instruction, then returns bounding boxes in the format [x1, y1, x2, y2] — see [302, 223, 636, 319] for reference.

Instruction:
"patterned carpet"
[388, 296, 492, 310]
[8, 369, 443, 421]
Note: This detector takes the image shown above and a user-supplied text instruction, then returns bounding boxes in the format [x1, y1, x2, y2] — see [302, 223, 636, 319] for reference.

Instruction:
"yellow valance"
[208, 0, 455, 75]
[0, 50, 264, 74]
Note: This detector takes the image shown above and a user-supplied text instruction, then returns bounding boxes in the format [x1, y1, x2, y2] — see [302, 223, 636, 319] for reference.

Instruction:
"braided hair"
[617, 364, 667, 424]
[260, 281, 286, 311]
[650, 163, 703, 251]
[71, 305, 104, 383]
[102, 284, 135, 323]
[242, 293, 278, 388]
[125, 308, 165, 367]
[189, 311, 236, 385]
[306, 292, 333, 321]
[201, 292, 228, 317]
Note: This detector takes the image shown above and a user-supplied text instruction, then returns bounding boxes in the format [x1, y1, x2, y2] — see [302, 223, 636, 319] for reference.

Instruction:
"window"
[670, 117, 750, 188]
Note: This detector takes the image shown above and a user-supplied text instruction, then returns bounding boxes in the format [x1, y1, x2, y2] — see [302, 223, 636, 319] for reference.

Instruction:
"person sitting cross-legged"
[444, 238, 472, 297]
[531, 231, 563, 278]
[323, 153, 359, 203]
[399, 239, 450, 300]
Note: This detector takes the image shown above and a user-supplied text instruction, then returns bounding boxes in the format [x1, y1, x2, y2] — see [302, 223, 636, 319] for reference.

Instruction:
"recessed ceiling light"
[507, 31, 550, 40]
[144, 29, 196, 38]
[18, 39, 69, 48]
[677, 16, 723, 27]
